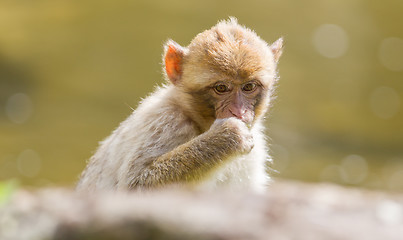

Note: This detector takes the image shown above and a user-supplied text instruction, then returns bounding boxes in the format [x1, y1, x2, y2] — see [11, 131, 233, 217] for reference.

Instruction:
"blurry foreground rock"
[1, 180, 403, 240]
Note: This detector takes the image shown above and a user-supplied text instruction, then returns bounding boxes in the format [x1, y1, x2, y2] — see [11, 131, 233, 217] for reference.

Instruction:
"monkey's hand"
[128, 117, 254, 189]
[210, 117, 254, 155]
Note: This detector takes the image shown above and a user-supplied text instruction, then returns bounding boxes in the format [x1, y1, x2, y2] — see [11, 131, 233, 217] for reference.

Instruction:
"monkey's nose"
[229, 108, 246, 121]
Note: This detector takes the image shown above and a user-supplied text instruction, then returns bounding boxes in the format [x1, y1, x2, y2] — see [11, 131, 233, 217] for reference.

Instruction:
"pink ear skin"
[164, 41, 186, 85]
[270, 38, 284, 63]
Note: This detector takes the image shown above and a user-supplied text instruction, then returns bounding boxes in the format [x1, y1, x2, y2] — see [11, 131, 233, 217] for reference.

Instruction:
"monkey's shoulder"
[121, 87, 199, 146]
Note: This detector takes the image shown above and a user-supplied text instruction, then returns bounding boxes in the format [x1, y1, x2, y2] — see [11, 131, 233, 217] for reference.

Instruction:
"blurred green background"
[0, 0, 402, 191]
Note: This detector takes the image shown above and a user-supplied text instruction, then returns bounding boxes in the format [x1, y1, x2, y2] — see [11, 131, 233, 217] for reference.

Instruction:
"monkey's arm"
[128, 118, 252, 189]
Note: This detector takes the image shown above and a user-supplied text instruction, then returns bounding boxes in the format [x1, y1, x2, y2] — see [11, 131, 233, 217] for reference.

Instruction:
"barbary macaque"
[77, 18, 283, 192]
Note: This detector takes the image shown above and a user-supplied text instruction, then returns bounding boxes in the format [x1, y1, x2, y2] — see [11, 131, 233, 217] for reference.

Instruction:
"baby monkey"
[77, 18, 283, 192]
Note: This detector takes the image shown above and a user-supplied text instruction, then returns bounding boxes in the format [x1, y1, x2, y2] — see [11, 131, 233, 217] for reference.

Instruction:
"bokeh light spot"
[369, 86, 400, 119]
[5, 93, 33, 124]
[17, 149, 41, 178]
[312, 24, 349, 59]
[379, 37, 403, 71]
[340, 154, 368, 184]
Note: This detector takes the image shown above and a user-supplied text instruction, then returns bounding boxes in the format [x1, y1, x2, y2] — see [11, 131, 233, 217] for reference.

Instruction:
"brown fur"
[77, 18, 283, 192]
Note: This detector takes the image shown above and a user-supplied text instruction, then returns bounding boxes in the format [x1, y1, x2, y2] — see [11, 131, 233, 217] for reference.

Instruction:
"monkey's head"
[163, 18, 283, 130]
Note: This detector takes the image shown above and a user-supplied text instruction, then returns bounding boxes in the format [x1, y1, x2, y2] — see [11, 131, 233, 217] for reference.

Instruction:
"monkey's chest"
[197, 153, 265, 191]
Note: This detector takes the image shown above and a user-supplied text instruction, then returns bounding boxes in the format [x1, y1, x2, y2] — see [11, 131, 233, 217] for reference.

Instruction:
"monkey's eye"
[214, 84, 229, 94]
[242, 82, 256, 92]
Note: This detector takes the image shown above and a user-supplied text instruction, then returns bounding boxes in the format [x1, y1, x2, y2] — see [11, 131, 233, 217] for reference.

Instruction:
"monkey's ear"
[164, 40, 187, 85]
[270, 38, 283, 63]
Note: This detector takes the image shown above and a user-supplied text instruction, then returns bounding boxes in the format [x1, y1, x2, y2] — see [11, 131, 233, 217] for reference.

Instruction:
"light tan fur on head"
[185, 18, 274, 87]
[172, 18, 282, 87]
[164, 17, 283, 130]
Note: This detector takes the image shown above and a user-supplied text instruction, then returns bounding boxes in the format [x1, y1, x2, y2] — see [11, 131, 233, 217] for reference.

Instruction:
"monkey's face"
[181, 41, 275, 126]
[163, 19, 282, 129]
[207, 78, 265, 124]
[180, 64, 272, 128]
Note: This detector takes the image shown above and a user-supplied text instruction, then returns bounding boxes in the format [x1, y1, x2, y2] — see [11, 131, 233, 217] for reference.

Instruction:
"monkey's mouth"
[216, 112, 254, 125]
